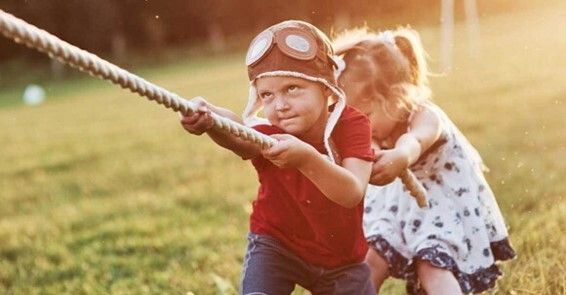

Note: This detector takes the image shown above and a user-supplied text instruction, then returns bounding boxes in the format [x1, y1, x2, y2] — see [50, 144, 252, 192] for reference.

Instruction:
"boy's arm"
[263, 134, 371, 208]
[299, 155, 372, 208]
[180, 97, 261, 159]
[205, 105, 262, 159]
[394, 106, 442, 165]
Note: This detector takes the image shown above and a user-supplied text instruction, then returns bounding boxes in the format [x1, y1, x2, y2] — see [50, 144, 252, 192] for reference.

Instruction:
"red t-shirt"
[249, 105, 375, 268]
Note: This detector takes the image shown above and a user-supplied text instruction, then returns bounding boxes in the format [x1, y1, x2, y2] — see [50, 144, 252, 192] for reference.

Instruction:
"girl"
[181, 21, 376, 294]
[332, 28, 516, 294]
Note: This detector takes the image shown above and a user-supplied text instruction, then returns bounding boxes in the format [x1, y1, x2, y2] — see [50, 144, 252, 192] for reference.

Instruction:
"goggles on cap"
[246, 27, 322, 66]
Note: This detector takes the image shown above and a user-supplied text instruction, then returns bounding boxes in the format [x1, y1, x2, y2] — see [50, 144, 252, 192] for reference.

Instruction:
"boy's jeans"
[241, 233, 375, 295]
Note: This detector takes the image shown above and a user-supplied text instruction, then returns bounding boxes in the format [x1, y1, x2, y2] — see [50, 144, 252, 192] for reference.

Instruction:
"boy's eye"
[288, 85, 298, 92]
[260, 92, 273, 100]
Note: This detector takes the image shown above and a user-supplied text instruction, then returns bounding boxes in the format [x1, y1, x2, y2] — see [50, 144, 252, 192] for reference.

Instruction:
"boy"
[181, 20, 375, 294]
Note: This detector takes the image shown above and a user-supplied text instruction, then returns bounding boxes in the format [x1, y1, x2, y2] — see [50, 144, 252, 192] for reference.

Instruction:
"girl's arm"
[263, 134, 372, 208]
[180, 97, 262, 159]
[395, 106, 442, 165]
[370, 106, 441, 185]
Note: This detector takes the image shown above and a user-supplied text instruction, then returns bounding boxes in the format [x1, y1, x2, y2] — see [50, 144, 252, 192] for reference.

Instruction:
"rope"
[0, 9, 274, 149]
[0, 9, 427, 207]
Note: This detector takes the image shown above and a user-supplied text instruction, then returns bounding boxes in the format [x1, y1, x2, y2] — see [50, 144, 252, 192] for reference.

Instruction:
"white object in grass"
[22, 84, 45, 106]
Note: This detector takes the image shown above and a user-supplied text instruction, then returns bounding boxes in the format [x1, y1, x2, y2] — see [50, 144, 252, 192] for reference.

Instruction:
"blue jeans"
[241, 233, 375, 295]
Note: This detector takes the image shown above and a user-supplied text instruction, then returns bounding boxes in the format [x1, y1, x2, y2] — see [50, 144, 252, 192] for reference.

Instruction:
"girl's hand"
[261, 134, 316, 169]
[370, 148, 410, 185]
[180, 97, 214, 135]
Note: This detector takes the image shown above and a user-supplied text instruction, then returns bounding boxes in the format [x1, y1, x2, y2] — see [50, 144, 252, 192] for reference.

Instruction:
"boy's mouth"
[279, 115, 298, 121]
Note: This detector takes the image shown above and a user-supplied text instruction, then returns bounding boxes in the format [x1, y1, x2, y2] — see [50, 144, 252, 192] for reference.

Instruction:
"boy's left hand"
[370, 148, 410, 185]
[262, 134, 316, 169]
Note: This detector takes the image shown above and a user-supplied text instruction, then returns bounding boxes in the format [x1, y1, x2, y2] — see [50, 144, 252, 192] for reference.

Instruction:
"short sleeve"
[332, 106, 375, 162]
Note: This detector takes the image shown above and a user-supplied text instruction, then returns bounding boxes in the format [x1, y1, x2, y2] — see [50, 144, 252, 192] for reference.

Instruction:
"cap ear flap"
[242, 85, 267, 126]
[394, 35, 419, 85]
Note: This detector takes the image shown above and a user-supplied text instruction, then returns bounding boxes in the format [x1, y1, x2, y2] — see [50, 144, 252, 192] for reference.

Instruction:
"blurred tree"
[0, 0, 443, 63]
[0, 0, 121, 60]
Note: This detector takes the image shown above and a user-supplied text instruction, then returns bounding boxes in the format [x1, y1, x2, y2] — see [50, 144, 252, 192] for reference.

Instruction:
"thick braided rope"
[0, 9, 427, 207]
[0, 9, 275, 149]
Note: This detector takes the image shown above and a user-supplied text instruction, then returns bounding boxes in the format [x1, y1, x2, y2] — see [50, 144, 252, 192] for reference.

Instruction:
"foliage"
[0, 0, 540, 62]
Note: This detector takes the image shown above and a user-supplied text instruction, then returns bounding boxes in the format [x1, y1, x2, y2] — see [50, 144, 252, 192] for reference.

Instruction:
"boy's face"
[256, 76, 329, 143]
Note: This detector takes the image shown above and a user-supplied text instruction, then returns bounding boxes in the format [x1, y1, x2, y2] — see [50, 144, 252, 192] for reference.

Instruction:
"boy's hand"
[370, 148, 410, 185]
[180, 97, 214, 135]
[261, 134, 316, 169]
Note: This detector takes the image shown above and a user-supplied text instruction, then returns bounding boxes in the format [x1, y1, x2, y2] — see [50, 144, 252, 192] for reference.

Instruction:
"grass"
[1, 2, 565, 294]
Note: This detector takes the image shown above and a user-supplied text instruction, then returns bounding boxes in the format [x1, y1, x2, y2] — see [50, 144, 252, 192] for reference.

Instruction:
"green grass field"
[1, 3, 565, 294]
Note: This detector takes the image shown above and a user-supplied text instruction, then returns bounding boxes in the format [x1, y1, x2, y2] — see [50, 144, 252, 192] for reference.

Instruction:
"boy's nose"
[274, 96, 290, 111]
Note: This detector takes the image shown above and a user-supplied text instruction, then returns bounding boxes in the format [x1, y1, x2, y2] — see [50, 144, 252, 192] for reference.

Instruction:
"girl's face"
[339, 48, 408, 143]
[256, 76, 330, 143]
[340, 69, 398, 142]
[341, 81, 399, 142]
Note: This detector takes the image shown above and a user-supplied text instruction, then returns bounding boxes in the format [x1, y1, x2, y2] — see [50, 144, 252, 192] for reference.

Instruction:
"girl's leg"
[365, 247, 390, 293]
[415, 260, 462, 295]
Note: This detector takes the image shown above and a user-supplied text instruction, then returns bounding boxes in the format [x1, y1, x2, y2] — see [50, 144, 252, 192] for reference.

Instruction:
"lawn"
[1, 2, 565, 294]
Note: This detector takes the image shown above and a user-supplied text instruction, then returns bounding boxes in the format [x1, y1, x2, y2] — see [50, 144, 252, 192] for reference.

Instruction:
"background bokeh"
[1, 0, 565, 294]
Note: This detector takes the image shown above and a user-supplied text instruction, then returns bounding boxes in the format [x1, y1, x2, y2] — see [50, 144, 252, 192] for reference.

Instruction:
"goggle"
[245, 27, 322, 66]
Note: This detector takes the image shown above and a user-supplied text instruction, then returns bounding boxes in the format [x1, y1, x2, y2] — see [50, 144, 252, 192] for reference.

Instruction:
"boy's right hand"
[180, 97, 214, 135]
[261, 134, 317, 169]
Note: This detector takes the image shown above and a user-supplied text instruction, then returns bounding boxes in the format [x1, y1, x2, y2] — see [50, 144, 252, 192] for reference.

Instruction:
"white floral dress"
[363, 104, 515, 294]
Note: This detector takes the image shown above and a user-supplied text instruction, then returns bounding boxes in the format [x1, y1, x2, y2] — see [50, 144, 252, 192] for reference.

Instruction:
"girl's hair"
[332, 27, 431, 120]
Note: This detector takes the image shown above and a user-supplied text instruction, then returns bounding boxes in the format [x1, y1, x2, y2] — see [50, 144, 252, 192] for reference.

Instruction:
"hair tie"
[373, 30, 396, 45]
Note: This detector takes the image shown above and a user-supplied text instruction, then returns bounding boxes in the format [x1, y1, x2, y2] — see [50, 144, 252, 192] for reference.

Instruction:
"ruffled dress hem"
[367, 235, 516, 294]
